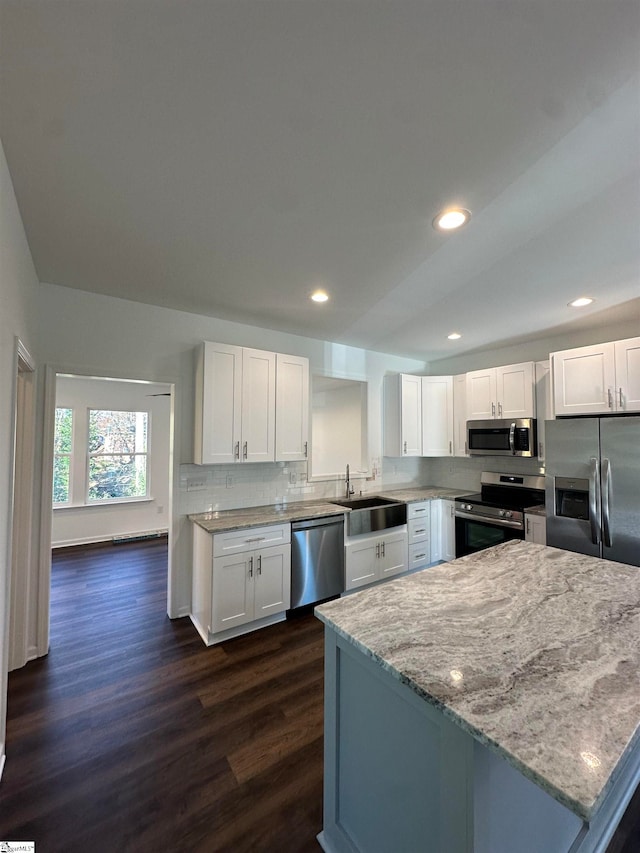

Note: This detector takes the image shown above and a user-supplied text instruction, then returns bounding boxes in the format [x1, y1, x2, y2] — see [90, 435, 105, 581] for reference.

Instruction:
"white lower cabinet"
[525, 513, 546, 545]
[408, 501, 431, 570]
[191, 522, 291, 645]
[345, 529, 407, 591]
[428, 499, 456, 564]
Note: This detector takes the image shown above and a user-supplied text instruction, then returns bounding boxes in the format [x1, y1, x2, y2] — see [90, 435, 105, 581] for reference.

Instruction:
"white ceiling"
[1, 1, 639, 362]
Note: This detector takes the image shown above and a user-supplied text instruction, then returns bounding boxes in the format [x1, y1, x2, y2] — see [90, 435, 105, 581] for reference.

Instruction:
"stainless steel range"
[455, 471, 545, 557]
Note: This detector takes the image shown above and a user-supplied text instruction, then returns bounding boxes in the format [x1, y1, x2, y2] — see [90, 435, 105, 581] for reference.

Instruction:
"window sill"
[53, 497, 154, 511]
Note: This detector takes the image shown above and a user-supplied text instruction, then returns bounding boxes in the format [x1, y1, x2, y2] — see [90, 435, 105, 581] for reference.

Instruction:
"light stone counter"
[315, 540, 640, 822]
[189, 500, 346, 533]
[375, 485, 472, 503]
[524, 503, 547, 517]
[189, 485, 471, 534]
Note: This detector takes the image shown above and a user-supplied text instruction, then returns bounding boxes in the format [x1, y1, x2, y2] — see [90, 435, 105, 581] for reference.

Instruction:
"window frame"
[52, 406, 74, 507]
[85, 408, 151, 505]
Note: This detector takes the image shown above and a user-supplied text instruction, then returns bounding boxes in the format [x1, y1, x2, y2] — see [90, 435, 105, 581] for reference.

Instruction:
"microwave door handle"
[601, 458, 612, 548]
[589, 457, 601, 545]
[509, 422, 516, 455]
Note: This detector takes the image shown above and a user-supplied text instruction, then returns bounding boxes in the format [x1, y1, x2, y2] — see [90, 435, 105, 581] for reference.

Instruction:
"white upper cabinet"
[384, 373, 422, 457]
[466, 362, 535, 420]
[466, 368, 497, 420]
[275, 353, 309, 462]
[241, 348, 276, 462]
[194, 341, 276, 464]
[195, 342, 243, 464]
[421, 376, 453, 457]
[614, 337, 640, 412]
[552, 337, 640, 416]
[453, 374, 468, 456]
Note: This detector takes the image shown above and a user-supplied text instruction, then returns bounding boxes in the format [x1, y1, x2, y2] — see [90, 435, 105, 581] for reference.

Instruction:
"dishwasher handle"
[292, 515, 345, 532]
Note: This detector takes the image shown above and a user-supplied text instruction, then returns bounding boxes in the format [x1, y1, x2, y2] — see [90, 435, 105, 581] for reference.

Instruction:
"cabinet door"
[441, 500, 456, 562]
[552, 343, 616, 416]
[211, 552, 254, 633]
[197, 342, 243, 464]
[345, 539, 378, 590]
[525, 515, 546, 545]
[242, 348, 276, 462]
[614, 337, 640, 413]
[401, 374, 422, 456]
[466, 369, 497, 420]
[379, 531, 407, 579]
[534, 361, 550, 461]
[254, 544, 291, 618]
[453, 374, 468, 456]
[275, 353, 310, 461]
[421, 376, 453, 456]
[496, 362, 535, 419]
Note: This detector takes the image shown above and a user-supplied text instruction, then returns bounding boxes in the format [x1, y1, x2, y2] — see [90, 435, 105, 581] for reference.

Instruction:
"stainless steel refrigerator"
[545, 416, 640, 567]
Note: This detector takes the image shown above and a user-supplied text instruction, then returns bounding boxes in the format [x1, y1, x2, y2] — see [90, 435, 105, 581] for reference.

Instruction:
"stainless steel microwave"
[467, 418, 537, 457]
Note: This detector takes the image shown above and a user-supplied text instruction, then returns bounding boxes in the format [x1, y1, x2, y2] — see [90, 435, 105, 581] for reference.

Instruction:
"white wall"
[52, 376, 171, 547]
[0, 140, 40, 777]
[35, 282, 429, 618]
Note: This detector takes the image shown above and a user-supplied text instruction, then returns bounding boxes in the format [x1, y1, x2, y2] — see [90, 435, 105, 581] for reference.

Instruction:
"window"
[53, 407, 73, 505]
[87, 410, 149, 502]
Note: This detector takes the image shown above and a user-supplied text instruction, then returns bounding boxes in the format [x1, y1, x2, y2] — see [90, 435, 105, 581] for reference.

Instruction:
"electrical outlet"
[289, 471, 297, 485]
[226, 475, 234, 488]
[187, 478, 206, 492]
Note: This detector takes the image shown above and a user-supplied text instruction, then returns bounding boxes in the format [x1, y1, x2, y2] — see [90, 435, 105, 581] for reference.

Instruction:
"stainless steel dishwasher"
[290, 515, 345, 608]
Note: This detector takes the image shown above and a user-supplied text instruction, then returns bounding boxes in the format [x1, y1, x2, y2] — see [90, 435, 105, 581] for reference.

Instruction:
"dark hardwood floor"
[0, 539, 324, 852]
[1, 539, 638, 852]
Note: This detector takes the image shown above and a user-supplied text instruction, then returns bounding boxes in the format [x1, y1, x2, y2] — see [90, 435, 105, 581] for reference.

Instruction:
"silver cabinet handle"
[376, 543, 380, 558]
[449, 440, 452, 455]
[403, 440, 407, 454]
[245, 536, 266, 544]
[526, 518, 530, 535]
[257, 554, 262, 575]
[304, 441, 308, 457]
[491, 402, 496, 417]
[235, 441, 240, 459]
[414, 553, 426, 560]
[449, 505, 454, 517]
[381, 541, 385, 557]
[413, 507, 426, 514]
[498, 402, 503, 417]
[589, 457, 601, 546]
[602, 458, 612, 548]
[607, 388, 613, 409]
[243, 441, 248, 459]
[619, 388, 624, 410]
[414, 528, 426, 534]
[248, 556, 254, 577]
[538, 442, 543, 458]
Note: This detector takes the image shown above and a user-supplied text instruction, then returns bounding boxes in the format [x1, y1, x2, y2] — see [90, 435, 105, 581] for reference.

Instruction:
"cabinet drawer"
[408, 516, 430, 544]
[408, 501, 431, 521]
[408, 542, 431, 571]
[213, 523, 291, 557]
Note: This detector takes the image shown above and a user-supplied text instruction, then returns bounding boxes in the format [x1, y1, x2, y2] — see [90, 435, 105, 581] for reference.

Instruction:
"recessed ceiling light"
[433, 208, 471, 231]
[447, 332, 462, 340]
[568, 297, 594, 308]
[311, 290, 329, 303]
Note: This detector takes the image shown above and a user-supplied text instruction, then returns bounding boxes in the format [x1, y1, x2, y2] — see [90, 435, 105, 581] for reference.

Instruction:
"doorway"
[8, 339, 36, 671]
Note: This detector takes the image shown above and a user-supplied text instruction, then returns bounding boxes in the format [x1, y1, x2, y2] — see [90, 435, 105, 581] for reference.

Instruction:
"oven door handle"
[455, 510, 523, 530]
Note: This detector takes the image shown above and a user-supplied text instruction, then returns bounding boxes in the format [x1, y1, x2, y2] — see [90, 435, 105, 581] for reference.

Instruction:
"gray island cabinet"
[315, 541, 640, 853]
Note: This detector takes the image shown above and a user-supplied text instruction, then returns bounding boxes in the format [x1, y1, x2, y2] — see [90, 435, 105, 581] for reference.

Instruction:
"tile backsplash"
[179, 456, 430, 515]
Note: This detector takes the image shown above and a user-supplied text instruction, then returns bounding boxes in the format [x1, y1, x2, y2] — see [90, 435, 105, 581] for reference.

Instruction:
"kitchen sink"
[329, 495, 407, 536]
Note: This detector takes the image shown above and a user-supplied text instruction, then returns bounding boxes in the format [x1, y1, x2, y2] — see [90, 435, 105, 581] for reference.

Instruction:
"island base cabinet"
[318, 627, 627, 853]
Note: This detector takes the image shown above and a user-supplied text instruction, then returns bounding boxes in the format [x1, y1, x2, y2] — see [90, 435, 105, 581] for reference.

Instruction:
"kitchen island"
[315, 541, 640, 853]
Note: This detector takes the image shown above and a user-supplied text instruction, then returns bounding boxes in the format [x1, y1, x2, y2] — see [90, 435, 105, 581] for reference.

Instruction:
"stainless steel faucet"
[345, 463, 355, 498]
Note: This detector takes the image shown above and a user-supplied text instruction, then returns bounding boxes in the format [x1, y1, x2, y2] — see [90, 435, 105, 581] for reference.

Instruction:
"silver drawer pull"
[414, 528, 426, 534]
[245, 536, 266, 544]
[414, 553, 426, 560]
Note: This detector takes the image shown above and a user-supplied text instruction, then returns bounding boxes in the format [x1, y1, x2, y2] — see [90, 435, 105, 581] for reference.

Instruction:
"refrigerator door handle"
[589, 457, 601, 546]
[601, 458, 613, 548]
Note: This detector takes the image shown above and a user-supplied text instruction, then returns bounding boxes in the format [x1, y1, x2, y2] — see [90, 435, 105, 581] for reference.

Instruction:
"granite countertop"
[315, 541, 640, 821]
[375, 486, 472, 503]
[190, 485, 470, 533]
[524, 504, 547, 517]
[189, 500, 346, 533]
